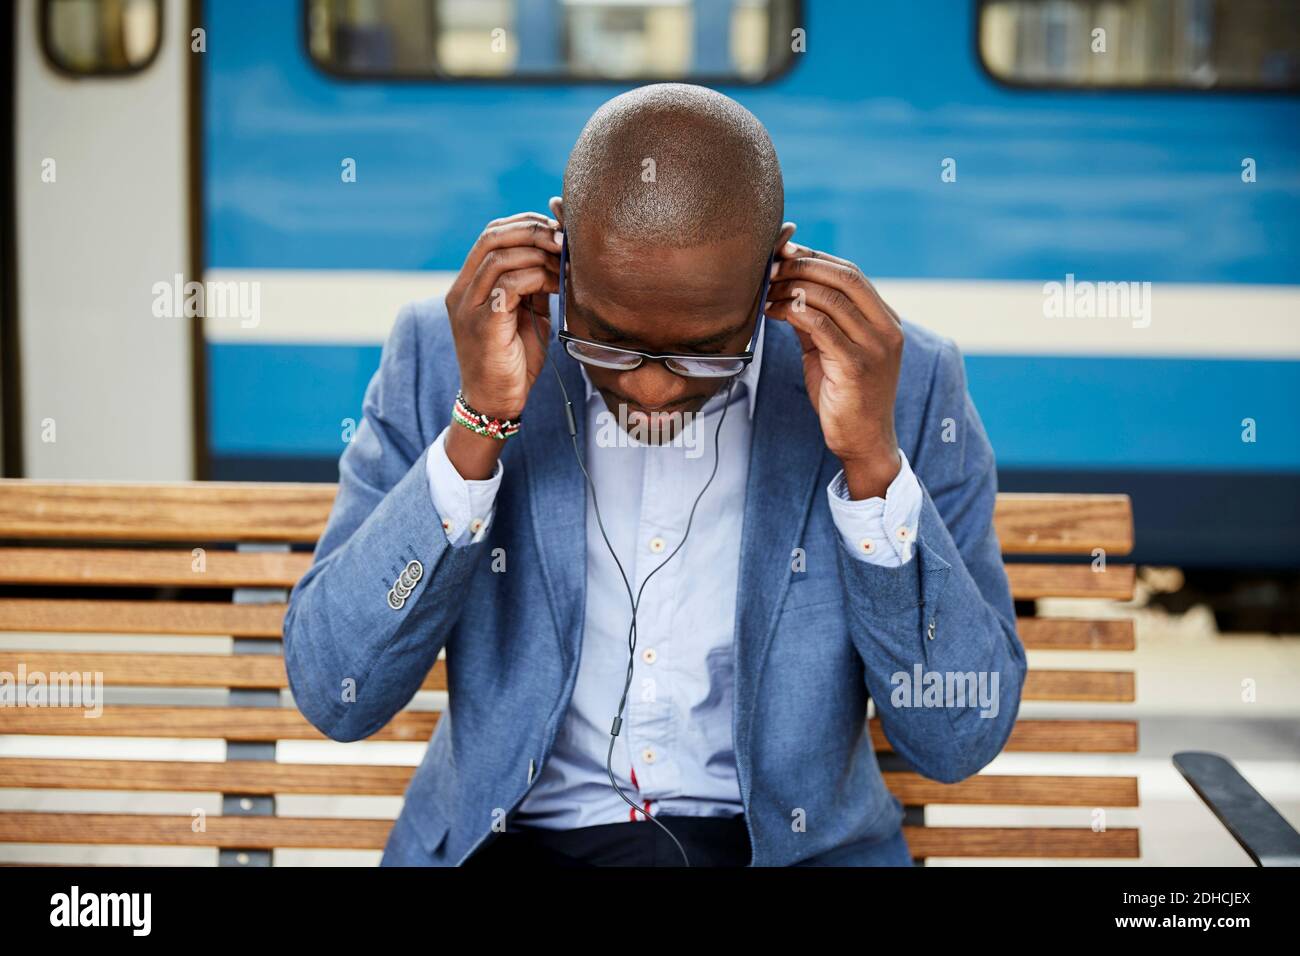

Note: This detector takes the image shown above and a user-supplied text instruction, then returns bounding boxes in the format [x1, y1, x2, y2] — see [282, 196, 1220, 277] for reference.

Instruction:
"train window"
[306, 0, 799, 82]
[42, 0, 163, 76]
[979, 0, 1300, 90]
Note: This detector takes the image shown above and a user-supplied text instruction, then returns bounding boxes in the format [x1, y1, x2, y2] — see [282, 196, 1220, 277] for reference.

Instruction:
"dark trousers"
[465, 815, 752, 867]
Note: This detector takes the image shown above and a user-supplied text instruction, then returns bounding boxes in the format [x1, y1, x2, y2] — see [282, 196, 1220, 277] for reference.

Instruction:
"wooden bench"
[0, 481, 1139, 865]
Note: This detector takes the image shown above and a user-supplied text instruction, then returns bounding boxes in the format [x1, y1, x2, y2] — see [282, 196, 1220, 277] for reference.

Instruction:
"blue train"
[9, 0, 1299, 571]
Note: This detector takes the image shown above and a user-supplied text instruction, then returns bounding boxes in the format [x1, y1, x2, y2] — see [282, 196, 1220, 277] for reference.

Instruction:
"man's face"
[563, 230, 766, 439]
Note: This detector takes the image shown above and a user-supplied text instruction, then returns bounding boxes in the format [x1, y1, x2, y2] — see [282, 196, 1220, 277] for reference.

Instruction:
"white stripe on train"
[201, 269, 1300, 359]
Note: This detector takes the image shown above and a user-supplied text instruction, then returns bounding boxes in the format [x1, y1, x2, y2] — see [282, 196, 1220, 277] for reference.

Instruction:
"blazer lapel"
[732, 323, 827, 796]
[520, 339, 589, 671]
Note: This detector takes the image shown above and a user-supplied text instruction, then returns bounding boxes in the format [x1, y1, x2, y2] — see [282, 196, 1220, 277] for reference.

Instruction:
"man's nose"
[617, 362, 692, 410]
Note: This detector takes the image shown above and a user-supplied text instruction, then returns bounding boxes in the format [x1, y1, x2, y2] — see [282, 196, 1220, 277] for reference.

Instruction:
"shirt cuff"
[827, 449, 922, 566]
[425, 425, 503, 546]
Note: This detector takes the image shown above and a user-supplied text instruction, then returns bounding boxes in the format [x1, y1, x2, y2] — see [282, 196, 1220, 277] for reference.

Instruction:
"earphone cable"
[527, 295, 735, 867]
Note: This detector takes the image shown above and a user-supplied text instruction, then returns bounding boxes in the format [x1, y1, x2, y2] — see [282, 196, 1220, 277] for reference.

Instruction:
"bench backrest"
[0, 481, 1138, 864]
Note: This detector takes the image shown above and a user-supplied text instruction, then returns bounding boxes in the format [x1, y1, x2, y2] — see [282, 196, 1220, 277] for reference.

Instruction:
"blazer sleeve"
[282, 305, 486, 742]
[835, 337, 1027, 783]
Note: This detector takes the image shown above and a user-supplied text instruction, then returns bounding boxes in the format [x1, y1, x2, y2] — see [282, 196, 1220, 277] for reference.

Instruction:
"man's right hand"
[443, 212, 562, 479]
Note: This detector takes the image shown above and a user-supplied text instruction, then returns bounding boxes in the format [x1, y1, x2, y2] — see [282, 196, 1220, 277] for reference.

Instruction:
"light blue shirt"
[425, 324, 923, 828]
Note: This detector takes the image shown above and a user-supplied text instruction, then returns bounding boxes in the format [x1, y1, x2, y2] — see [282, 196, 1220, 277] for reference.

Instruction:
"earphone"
[527, 272, 735, 868]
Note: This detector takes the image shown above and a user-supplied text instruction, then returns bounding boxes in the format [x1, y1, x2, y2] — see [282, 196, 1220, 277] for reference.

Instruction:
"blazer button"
[387, 589, 404, 611]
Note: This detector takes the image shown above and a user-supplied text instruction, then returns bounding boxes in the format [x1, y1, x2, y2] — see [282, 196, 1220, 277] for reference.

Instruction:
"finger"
[775, 240, 855, 268]
[763, 298, 861, 366]
[467, 246, 558, 305]
[525, 290, 552, 318]
[772, 254, 902, 337]
[776, 312, 815, 356]
[485, 211, 557, 230]
[489, 266, 559, 317]
[457, 218, 563, 287]
[774, 244, 903, 332]
[766, 278, 874, 350]
[520, 297, 553, 360]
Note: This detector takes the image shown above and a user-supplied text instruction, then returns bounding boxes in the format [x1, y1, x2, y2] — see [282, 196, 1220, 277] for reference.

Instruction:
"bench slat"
[0, 758, 1139, 807]
[885, 772, 1138, 807]
[0, 599, 1134, 651]
[0, 706, 1137, 752]
[0, 547, 312, 589]
[0, 812, 393, 850]
[1025, 669, 1135, 702]
[0, 548, 1136, 603]
[0, 652, 1132, 701]
[0, 652, 292, 689]
[0, 483, 1131, 555]
[0, 481, 335, 543]
[0, 811, 1139, 857]
[993, 493, 1133, 556]
[904, 826, 1139, 858]
[1015, 617, 1134, 651]
[873, 718, 1138, 753]
[0, 599, 284, 637]
[0, 758, 415, 794]
[0, 705, 438, 741]
[1004, 563, 1135, 600]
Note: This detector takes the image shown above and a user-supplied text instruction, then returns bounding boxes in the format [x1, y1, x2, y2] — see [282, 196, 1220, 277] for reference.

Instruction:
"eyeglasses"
[556, 234, 770, 380]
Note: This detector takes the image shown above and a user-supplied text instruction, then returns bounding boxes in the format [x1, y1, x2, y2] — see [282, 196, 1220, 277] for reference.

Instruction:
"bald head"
[562, 83, 784, 273]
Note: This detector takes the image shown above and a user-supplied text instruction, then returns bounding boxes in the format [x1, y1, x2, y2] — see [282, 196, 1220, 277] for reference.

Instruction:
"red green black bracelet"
[452, 389, 522, 440]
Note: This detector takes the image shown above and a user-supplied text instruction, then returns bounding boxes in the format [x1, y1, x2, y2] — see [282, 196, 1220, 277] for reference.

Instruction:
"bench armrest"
[1173, 751, 1300, 867]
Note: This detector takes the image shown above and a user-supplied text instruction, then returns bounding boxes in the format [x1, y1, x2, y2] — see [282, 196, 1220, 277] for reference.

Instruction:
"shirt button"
[641, 648, 657, 664]
[648, 536, 666, 554]
[896, 527, 911, 542]
[469, 518, 484, 534]
[642, 748, 657, 764]
[441, 518, 454, 535]
[859, 538, 876, 554]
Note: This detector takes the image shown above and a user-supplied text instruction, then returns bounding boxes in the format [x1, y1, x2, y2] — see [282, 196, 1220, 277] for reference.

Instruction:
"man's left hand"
[764, 238, 904, 500]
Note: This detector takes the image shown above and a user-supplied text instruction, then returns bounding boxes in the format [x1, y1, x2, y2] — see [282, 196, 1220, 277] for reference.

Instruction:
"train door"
[10, 0, 194, 479]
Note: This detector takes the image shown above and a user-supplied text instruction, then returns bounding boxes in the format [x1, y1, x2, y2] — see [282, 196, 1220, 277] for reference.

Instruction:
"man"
[283, 83, 1025, 867]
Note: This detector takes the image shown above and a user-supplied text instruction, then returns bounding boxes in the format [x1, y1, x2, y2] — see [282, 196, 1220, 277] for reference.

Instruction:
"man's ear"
[774, 221, 796, 255]
[549, 196, 564, 228]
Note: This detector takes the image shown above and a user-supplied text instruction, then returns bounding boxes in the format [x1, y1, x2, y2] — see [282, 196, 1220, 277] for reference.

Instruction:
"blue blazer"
[283, 297, 1027, 866]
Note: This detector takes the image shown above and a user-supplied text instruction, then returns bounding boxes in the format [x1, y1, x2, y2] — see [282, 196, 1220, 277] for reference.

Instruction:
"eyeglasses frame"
[555, 233, 772, 379]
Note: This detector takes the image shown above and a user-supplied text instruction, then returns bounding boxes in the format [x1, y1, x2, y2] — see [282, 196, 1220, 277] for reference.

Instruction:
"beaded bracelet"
[452, 389, 522, 440]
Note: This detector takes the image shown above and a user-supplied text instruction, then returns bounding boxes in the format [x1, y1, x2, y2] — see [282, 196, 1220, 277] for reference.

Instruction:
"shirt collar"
[578, 317, 765, 420]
